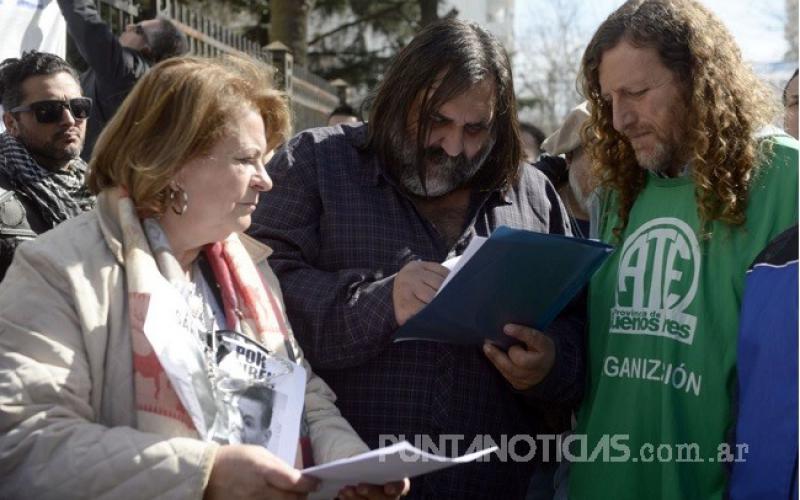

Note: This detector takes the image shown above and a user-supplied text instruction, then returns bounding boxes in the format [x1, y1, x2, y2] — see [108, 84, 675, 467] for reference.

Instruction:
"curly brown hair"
[580, 0, 779, 239]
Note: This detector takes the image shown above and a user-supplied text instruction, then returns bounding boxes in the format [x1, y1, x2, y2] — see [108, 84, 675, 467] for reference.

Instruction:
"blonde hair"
[581, 0, 779, 239]
[88, 55, 291, 216]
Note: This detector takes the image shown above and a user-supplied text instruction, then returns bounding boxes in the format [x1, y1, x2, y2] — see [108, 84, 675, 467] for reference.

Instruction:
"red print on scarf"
[129, 292, 194, 429]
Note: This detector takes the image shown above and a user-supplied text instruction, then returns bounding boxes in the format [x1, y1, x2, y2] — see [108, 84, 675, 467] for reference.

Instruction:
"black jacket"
[57, 0, 150, 160]
[0, 171, 46, 282]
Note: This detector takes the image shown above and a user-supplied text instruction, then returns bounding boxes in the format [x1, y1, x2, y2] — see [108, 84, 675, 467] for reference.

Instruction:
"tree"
[179, 0, 448, 98]
[785, 0, 798, 62]
[513, 0, 586, 133]
[419, 0, 438, 27]
[179, 0, 270, 45]
[306, 0, 451, 98]
[270, 0, 310, 66]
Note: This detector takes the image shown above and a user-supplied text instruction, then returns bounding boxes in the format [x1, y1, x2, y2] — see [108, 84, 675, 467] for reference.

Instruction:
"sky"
[511, 0, 794, 127]
[515, 0, 791, 63]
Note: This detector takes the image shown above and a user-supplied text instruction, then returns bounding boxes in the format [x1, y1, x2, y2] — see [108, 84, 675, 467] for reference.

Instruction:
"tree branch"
[308, 0, 410, 46]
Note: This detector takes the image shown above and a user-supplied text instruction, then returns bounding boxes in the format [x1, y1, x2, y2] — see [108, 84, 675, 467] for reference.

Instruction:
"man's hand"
[392, 261, 449, 326]
[338, 478, 411, 499]
[204, 445, 319, 500]
[483, 324, 555, 391]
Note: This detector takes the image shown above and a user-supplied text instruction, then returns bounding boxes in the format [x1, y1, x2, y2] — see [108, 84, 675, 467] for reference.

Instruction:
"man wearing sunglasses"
[0, 51, 95, 281]
[56, 0, 188, 160]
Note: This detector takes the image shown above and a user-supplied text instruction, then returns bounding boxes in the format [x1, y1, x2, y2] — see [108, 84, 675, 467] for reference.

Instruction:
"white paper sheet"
[437, 235, 487, 295]
[142, 278, 215, 436]
[215, 331, 306, 465]
[227, 361, 306, 466]
[303, 441, 497, 500]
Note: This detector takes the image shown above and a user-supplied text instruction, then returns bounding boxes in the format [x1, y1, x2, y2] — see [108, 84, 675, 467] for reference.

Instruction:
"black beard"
[392, 138, 495, 198]
[17, 127, 83, 171]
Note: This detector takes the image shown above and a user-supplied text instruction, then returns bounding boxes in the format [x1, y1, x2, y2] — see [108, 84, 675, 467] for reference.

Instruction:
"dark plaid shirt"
[249, 124, 585, 499]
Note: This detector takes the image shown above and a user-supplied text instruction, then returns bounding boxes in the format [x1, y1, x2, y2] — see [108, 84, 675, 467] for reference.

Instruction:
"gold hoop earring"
[169, 186, 189, 215]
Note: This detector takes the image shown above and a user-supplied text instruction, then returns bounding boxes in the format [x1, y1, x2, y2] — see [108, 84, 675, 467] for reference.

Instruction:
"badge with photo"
[210, 330, 306, 465]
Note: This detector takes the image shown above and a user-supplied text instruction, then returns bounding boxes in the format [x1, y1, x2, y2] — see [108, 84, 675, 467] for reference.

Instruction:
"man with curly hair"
[567, 1, 798, 498]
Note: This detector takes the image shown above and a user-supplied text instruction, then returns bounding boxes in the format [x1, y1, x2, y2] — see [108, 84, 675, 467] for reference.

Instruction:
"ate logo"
[610, 218, 700, 345]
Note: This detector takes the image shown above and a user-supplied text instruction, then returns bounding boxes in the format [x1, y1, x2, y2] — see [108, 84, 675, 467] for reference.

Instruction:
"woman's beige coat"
[0, 190, 368, 499]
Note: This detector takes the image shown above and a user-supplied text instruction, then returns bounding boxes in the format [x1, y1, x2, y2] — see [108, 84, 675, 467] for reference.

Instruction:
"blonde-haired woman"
[0, 56, 407, 500]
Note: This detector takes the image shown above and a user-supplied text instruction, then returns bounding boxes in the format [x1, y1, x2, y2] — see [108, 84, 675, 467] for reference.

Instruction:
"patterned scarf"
[0, 133, 94, 227]
[114, 189, 306, 453]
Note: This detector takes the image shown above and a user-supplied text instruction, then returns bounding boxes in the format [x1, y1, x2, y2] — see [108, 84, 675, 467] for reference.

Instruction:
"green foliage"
[306, 0, 426, 95]
[178, 0, 443, 94]
[517, 96, 547, 111]
[312, 0, 350, 16]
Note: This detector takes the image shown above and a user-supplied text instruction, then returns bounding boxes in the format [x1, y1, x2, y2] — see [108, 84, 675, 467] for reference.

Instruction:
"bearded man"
[249, 18, 586, 499]
[0, 51, 94, 281]
[566, 1, 798, 499]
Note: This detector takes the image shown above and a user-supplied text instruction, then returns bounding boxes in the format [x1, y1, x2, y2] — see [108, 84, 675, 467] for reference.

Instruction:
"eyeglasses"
[10, 97, 92, 124]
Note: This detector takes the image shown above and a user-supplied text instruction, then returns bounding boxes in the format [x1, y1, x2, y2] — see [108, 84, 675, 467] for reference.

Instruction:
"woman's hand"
[337, 479, 410, 499]
[205, 445, 319, 500]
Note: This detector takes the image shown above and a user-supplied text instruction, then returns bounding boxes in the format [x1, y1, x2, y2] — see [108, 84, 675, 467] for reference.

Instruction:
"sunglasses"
[10, 97, 92, 124]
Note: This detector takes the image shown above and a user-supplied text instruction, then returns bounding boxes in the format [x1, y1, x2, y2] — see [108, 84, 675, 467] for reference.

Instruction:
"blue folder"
[394, 226, 613, 349]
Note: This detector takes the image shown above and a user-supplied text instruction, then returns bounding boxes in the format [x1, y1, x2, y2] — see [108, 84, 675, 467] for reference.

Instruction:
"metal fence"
[99, 0, 138, 33]
[78, 0, 344, 130]
[292, 65, 340, 131]
[156, 0, 271, 62]
[66, 0, 138, 72]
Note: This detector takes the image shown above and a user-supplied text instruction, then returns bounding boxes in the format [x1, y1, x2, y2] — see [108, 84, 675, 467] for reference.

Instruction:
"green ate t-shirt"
[569, 136, 798, 500]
